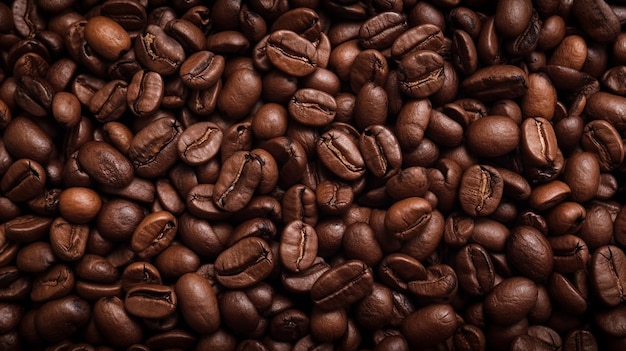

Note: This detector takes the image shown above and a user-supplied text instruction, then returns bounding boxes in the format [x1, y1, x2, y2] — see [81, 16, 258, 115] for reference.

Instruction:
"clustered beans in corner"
[1, 0, 626, 350]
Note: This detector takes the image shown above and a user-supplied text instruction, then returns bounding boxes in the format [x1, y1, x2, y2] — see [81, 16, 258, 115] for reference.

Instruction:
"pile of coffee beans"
[2, 0, 626, 349]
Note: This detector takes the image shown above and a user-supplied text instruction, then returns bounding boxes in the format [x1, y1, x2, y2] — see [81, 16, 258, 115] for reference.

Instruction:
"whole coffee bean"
[397, 50, 444, 98]
[392, 24, 444, 59]
[58, 187, 101, 224]
[506, 226, 553, 282]
[494, 0, 533, 38]
[316, 129, 365, 181]
[359, 11, 407, 50]
[135, 25, 186, 76]
[177, 122, 223, 166]
[77, 141, 133, 188]
[359, 125, 402, 179]
[34, 295, 91, 343]
[214, 237, 274, 289]
[212, 151, 264, 212]
[154, 244, 201, 281]
[179, 51, 224, 90]
[269, 308, 309, 342]
[49, 217, 89, 262]
[461, 65, 528, 101]
[581, 119, 625, 172]
[16, 241, 55, 273]
[456, 243, 495, 297]
[280, 220, 318, 273]
[384, 197, 432, 241]
[484, 276, 538, 325]
[121, 261, 162, 291]
[52, 92, 81, 128]
[88, 80, 128, 123]
[458, 165, 503, 217]
[251, 103, 289, 140]
[1, 158, 46, 202]
[271, 7, 321, 42]
[131, 211, 177, 259]
[125, 284, 177, 319]
[14, 75, 54, 118]
[100, 0, 147, 32]
[311, 259, 374, 310]
[521, 116, 560, 169]
[349, 49, 389, 93]
[266, 30, 318, 77]
[165, 18, 206, 53]
[126, 70, 164, 118]
[93, 296, 143, 348]
[175, 272, 220, 334]
[408, 263, 458, 304]
[288, 88, 337, 127]
[394, 99, 431, 150]
[401, 304, 457, 349]
[217, 68, 262, 120]
[84, 16, 131, 61]
[590, 245, 626, 307]
[466, 116, 520, 158]
[562, 152, 600, 203]
[31, 264, 74, 303]
[128, 116, 182, 178]
[572, 0, 620, 43]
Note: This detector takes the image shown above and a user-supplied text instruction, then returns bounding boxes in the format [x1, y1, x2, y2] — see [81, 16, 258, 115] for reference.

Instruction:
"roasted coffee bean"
[77, 141, 134, 188]
[84, 16, 131, 61]
[175, 272, 220, 334]
[125, 284, 177, 319]
[126, 70, 164, 118]
[280, 220, 318, 272]
[397, 50, 444, 98]
[288, 88, 336, 127]
[311, 259, 374, 310]
[128, 116, 182, 178]
[461, 65, 528, 101]
[359, 125, 402, 179]
[93, 296, 143, 348]
[135, 25, 186, 76]
[581, 120, 625, 172]
[590, 245, 626, 307]
[266, 30, 318, 77]
[35, 295, 91, 343]
[316, 129, 365, 181]
[131, 211, 177, 259]
[214, 237, 274, 289]
[506, 226, 554, 282]
[458, 165, 503, 217]
[179, 51, 225, 90]
[384, 197, 432, 241]
[466, 116, 520, 158]
[401, 304, 457, 349]
[177, 122, 223, 166]
[1, 158, 46, 202]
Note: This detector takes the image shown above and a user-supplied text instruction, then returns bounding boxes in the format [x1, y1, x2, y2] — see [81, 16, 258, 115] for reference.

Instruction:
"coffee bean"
[84, 16, 131, 61]
[124, 284, 177, 319]
[214, 237, 274, 289]
[311, 259, 374, 310]
[266, 29, 318, 77]
[458, 165, 503, 217]
[77, 141, 134, 188]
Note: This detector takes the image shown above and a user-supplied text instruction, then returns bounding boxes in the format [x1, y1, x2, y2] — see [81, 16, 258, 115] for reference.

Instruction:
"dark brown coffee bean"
[466, 116, 520, 158]
[316, 129, 365, 181]
[458, 165, 503, 217]
[484, 276, 538, 325]
[177, 122, 223, 166]
[35, 295, 91, 343]
[506, 226, 554, 282]
[126, 70, 164, 118]
[349, 49, 388, 93]
[359, 125, 402, 179]
[49, 217, 89, 262]
[359, 11, 407, 50]
[397, 50, 444, 98]
[77, 141, 133, 188]
[572, 0, 620, 43]
[100, 0, 147, 32]
[84, 16, 131, 61]
[456, 243, 495, 297]
[121, 261, 162, 292]
[217, 68, 262, 120]
[175, 272, 220, 334]
[31, 264, 74, 303]
[135, 25, 186, 76]
[311, 259, 374, 310]
[214, 237, 274, 289]
[93, 296, 143, 348]
[280, 220, 318, 273]
[88, 80, 128, 123]
[384, 197, 432, 241]
[128, 116, 182, 178]
[14, 75, 54, 118]
[401, 304, 457, 349]
[590, 245, 626, 307]
[392, 24, 444, 59]
[131, 211, 177, 259]
[494, 0, 533, 38]
[462, 65, 528, 101]
[288, 88, 337, 127]
[179, 51, 225, 90]
[125, 284, 177, 319]
[581, 120, 625, 171]
[266, 30, 318, 77]
[1, 158, 46, 202]
[4, 116, 55, 166]
[165, 18, 206, 53]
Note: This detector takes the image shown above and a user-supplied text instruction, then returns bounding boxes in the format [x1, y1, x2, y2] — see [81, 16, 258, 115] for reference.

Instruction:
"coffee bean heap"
[1, 0, 626, 350]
